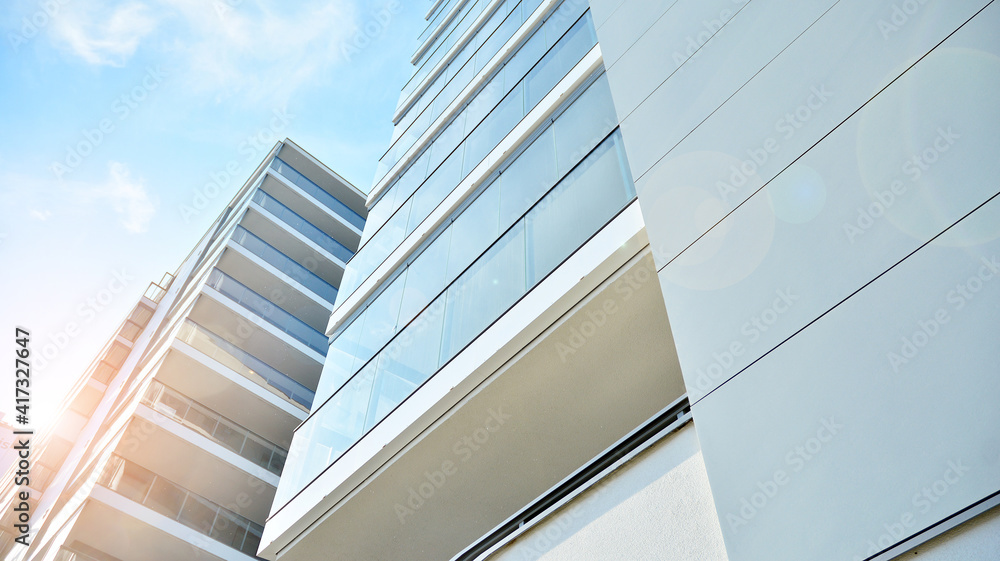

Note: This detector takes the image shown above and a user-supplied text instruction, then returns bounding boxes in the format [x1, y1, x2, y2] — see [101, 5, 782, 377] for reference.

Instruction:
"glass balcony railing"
[269, 158, 365, 231]
[205, 268, 328, 354]
[341, 10, 598, 303]
[142, 380, 288, 475]
[231, 225, 338, 304]
[251, 189, 354, 263]
[276, 127, 635, 510]
[176, 319, 314, 409]
[97, 455, 263, 557]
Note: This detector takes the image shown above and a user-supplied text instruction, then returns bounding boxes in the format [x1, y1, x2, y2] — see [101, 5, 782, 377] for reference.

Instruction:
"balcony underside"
[157, 343, 304, 446]
[67, 495, 235, 561]
[117, 406, 276, 523]
[269, 246, 686, 560]
[188, 290, 323, 391]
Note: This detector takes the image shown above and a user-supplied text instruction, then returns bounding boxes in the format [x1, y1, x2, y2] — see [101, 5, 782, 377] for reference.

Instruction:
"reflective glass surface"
[339, 11, 598, 304]
[251, 189, 354, 263]
[98, 455, 264, 556]
[231, 226, 338, 303]
[206, 268, 327, 354]
[269, 158, 364, 230]
[275, 127, 635, 511]
[176, 319, 314, 408]
[142, 380, 288, 474]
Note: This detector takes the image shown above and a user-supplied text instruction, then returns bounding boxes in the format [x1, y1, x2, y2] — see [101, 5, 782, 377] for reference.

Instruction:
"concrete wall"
[589, 0, 1000, 559]
[487, 423, 729, 561]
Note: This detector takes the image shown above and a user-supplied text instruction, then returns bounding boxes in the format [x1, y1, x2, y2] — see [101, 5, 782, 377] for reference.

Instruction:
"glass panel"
[544, 0, 586, 48]
[178, 494, 218, 534]
[397, 228, 452, 326]
[104, 342, 129, 368]
[128, 304, 154, 327]
[441, 222, 526, 362]
[316, 312, 365, 405]
[213, 418, 246, 454]
[553, 75, 617, 177]
[298, 360, 378, 483]
[526, 132, 632, 284]
[446, 182, 501, 281]
[145, 478, 186, 519]
[395, 152, 431, 206]
[366, 298, 446, 430]
[269, 447, 287, 474]
[364, 355, 415, 432]
[360, 186, 397, 248]
[210, 510, 246, 549]
[428, 109, 467, 172]
[524, 13, 595, 109]
[355, 272, 406, 365]
[477, 3, 520, 73]
[152, 389, 189, 418]
[183, 403, 218, 437]
[92, 362, 116, 384]
[503, 30, 545, 86]
[410, 149, 464, 233]
[118, 321, 141, 341]
[102, 459, 154, 502]
[241, 434, 271, 468]
[521, 0, 543, 16]
[465, 71, 505, 134]
[464, 83, 524, 177]
[242, 523, 263, 555]
[499, 126, 557, 228]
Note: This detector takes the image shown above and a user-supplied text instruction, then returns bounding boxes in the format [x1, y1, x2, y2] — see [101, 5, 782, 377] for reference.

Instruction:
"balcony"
[228, 225, 337, 306]
[175, 319, 314, 410]
[205, 268, 327, 355]
[261, 207, 686, 560]
[142, 380, 288, 476]
[269, 157, 365, 231]
[251, 189, 354, 264]
[96, 455, 263, 558]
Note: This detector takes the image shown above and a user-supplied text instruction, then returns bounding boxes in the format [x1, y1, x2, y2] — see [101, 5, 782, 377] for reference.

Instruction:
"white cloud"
[1, 163, 157, 233]
[48, 0, 357, 105]
[158, 0, 356, 105]
[97, 161, 157, 232]
[51, 2, 158, 66]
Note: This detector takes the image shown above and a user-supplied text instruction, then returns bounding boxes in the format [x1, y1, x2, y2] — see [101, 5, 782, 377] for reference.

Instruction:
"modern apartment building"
[4, 1, 995, 560]
[261, 0, 707, 558]
[260, 1, 999, 561]
[0, 140, 366, 561]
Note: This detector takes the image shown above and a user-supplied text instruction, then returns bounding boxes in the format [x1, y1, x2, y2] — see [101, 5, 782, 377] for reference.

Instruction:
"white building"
[0, 140, 366, 561]
[262, 1, 999, 560]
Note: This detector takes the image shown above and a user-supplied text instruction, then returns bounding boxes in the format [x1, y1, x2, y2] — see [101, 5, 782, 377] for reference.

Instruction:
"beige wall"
[488, 423, 728, 561]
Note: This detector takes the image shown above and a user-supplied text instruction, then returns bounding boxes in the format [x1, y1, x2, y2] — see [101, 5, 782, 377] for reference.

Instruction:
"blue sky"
[0, 0, 426, 429]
